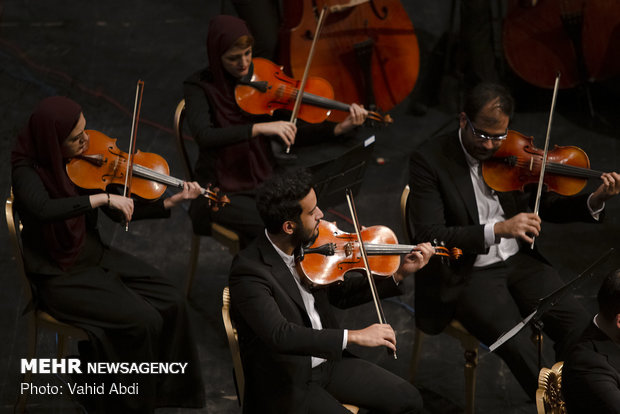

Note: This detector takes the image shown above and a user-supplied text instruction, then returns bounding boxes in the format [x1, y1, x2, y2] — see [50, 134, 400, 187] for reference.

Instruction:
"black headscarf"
[204, 14, 254, 128]
[11, 96, 86, 270]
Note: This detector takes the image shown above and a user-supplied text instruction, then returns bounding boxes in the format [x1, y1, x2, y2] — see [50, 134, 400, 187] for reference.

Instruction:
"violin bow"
[345, 188, 397, 359]
[328, 0, 370, 13]
[123, 79, 145, 230]
[531, 72, 561, 248]
[286, 5, 329, 153]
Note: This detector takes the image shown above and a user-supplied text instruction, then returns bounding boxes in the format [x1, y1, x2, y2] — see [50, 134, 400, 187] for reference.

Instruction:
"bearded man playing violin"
[408, 82, 620, 398]
[229, 169, 433, 414]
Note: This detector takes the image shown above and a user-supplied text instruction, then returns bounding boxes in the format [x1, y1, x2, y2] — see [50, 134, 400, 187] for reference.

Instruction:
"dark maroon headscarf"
[204, 14, 254, 128]
[198, 15, 273, 192]
[11, 96, 86, 270]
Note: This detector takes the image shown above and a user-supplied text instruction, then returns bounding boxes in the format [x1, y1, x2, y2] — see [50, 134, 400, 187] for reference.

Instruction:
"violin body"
[297, 220, 402, 286]
[280, 0, 419, 122]
[236, 57, 335, 123]
[235, 57, 392, 124]
[296, 220, 461, 286]
[67, 130, 169, 200]
[66, 130, 230, 207]
[482, 130, 601, 196]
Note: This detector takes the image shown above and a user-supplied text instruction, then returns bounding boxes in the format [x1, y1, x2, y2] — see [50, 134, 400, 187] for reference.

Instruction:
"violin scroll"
[202, 184, 230, 212]
[432, 239, 463, 261]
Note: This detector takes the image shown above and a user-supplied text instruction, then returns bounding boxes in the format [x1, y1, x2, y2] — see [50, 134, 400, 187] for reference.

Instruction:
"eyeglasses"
[465, 116, 507, 141]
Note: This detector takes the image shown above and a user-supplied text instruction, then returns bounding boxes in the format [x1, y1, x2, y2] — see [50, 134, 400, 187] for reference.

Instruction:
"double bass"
[280, 0, 419, 122]
[503, 0, 620, 89]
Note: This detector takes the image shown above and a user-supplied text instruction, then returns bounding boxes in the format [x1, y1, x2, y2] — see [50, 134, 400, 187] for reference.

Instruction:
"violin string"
[280, 80, 383, 121]
[514, 160, 597, 178]
[364, 243, 415, 253]
[512, 157, 600, 178]
[132, 164, 183, 188]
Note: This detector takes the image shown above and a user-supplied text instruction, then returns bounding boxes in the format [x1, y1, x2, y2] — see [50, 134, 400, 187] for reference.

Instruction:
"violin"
[235, 57, 393, 125]
[295, 220, 462, 286]
[66, 130, 230, 209]
[482, 130, 603, 196]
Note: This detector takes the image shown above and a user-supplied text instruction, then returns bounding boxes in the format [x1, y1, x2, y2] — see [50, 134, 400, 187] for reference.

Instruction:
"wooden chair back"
[536, 361, 566, 414]
[6, 189, 88, 413]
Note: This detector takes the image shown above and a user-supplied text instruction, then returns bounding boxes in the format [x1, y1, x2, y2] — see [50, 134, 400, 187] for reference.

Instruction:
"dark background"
[1, 1, 619, 413]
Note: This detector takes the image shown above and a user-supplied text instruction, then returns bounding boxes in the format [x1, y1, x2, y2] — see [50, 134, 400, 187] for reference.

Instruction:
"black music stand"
[295, 133, 376, 209]
[488, 248, 615, 369]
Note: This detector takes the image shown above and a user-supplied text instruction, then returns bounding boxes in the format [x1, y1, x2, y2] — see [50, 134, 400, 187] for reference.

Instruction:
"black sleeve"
[538, 191, 601, 223]
[183, 78, 252, 149]
[100, 196, 170, 223]
[229, 255, 344, 359]
[294, 119, 339, 147]
[13, 164, 171, 224]
[12, 164, 92, 222]
[408, 150, 486, 253]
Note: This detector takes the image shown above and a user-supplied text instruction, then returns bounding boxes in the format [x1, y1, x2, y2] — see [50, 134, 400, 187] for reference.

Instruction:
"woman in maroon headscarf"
[183, 15, 368, 247]
[11, 96, 205, 413]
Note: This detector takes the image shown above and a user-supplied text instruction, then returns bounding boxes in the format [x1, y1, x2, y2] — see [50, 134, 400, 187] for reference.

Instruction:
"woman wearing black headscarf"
[184, 15, 368, 247]
[11, 96, 205, 413]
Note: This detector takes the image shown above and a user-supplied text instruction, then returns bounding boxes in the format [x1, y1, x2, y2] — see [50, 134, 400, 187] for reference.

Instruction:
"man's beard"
[292, 222, 319, 248]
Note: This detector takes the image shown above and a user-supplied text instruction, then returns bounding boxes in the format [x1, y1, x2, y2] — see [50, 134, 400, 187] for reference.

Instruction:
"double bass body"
[280, 0, 420, 122]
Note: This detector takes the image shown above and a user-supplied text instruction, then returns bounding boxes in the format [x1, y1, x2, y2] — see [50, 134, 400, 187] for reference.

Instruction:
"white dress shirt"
[265, 230, 347, 368]
[458, 129, 519, 267]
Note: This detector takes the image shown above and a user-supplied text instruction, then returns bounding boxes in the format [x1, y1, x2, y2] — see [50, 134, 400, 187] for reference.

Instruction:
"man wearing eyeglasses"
[407, 82, 620, 398]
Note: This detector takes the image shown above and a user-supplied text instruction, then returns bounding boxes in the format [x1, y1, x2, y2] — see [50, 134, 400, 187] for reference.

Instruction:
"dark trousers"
[455, 251, 589, 397]
[190, 190, 263, 248]
[308, 357, 423, 414]
[30, 248, 204, 413]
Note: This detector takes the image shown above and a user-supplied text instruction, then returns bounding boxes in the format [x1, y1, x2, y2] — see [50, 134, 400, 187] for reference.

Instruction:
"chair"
[536, 361, 566, 414]
[401, 184, 479, 414]
[6, 189, 89, 413]
[221, 287, 359, 413]
[174, 99, 241, 295]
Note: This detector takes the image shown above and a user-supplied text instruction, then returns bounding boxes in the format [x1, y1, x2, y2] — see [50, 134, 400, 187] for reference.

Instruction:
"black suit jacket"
[408, 132, 598, 334]
[563, 321, 620, 413]
[229, 232, 402, 414]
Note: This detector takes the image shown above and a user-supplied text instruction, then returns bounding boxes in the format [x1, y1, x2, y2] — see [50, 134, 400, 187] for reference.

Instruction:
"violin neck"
[546, 162, 603, 179]
[132, 164, 184, 190]
[363, 243, 417, 255]
[301, 91, 350, 113]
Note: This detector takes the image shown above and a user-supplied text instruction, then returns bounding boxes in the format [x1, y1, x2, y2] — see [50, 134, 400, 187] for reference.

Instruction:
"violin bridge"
[344, 242, 353, 257]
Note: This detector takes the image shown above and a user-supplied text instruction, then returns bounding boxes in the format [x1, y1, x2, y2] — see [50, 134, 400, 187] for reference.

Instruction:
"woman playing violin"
[11, 96, 205, 413]
[183, 15, 368, 247]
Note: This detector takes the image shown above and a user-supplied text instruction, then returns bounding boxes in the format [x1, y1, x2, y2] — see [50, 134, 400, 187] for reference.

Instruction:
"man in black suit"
[563, 269, 620, 413]
[408, 82, 620, 397]
[229, 170, 434, 414]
